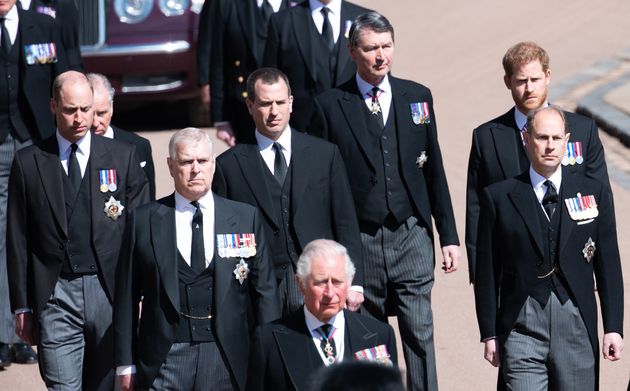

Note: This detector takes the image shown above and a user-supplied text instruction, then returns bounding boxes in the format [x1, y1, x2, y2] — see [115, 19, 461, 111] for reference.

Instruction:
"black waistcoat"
[62, 159, 98, 274]
[0, 31, 32, 142]
[531, 201, 571, 305]
[360, 102, 413, 225]
[262, 162, 300, 271]
[175, 252, 216, 343]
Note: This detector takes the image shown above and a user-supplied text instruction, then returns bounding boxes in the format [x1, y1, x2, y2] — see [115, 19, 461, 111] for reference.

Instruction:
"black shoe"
[10, 343, 38, 364]
[0, 343, 11, 367]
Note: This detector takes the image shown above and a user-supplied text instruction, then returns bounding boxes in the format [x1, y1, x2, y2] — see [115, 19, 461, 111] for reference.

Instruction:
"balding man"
[88, 73, 156, 200]
[7, 71, 150, 390]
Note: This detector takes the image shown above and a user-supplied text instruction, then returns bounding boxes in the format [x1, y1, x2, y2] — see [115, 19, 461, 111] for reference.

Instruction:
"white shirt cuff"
[14, 308, 31, 314]
[116, 365, 136, 376]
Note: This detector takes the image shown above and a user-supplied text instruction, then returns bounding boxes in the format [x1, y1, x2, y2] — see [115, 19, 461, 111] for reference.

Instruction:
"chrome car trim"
[81, 41, 191, 57]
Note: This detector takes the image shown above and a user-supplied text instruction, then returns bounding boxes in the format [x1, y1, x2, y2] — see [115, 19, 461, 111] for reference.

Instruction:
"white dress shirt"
[102, 125, 114, 139]
[356, 73, 392, 125]
[529, 165, 562, 220]
[57, 130, 91, 177]
[256, 0, 283, 12]
[1, 5, 18, 46]
[309, 0, 342, 43]
[304, 307, 346, 365]
[255, 127, 292, 175]
[174, 191, 215, 267]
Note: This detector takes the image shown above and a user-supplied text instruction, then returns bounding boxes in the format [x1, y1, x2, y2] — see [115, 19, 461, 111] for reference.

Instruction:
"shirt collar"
[356, 73, 391, 99]
[309, 0, 342, 15]
[2, 4, 18, 20]
[103, 126, 114, 139]
[514, 101, 549, 131]
[304, 305, 344, 333]
[529, 164, 562, 193]
[174, 191, 214, 212]
[56, 129, 91, 157]
[255, 126, 292, 153]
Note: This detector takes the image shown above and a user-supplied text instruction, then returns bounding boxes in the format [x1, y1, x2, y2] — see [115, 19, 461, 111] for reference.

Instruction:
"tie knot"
[0, 17, 6, 24]
[273, 142, 282, 153]
[543, 180, 557, 203]
[369, 86, 381, 101]
[191, 200, 201, 210]
[320, 323, 333, 335]
[321, 6, 330, 16]
[70, 143, 78, 153]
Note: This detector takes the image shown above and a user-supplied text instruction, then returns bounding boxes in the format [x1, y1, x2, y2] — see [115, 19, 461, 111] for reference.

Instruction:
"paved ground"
[2, 0, 630, 389]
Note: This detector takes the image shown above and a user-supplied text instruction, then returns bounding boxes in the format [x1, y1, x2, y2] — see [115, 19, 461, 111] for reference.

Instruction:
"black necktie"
[191, 201, 206, 274]
[318, 324, 337, 362]
[272, 142, 287, 185]
[67, 143, 82, 192]
[261, 0, 274, 22]
[542, 180, 558, 219]
[0, 17, 12, 57]
[320, 7, 334, 51]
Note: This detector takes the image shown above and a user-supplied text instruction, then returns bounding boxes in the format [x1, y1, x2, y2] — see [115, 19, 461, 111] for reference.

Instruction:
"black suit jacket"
[28, 0, 82, 70]
[312, 76, 459, 248]
[213, 130, 363, 285]
[196, 0, 216, 86]
[247, 308, 398, 391]
[7, 134, 150, 316]
[14, 8, 68, 141]
[210, 0, 290, 140]
[114, 194, 281, 391]
[263, 0, 370, 131]
[112, 125, 156, 200]
[474, 170, 623, 359]
[465, 107, 611, 283]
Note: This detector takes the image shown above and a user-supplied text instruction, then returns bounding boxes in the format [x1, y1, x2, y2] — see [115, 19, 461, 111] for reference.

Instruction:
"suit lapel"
[491, 109, 524, 179]
[291, 3, 318, 83]
[289, 131, 310, 218]
[235, 144, 279, 228]
[34, 137, 67, 235]
[557, 170, 576, 258]
[508, 174, 544, 257]
[213, 196, 240, 312]
[344, 310, 378, 358]
[340, 82, 377, 171]
[152, 195, 179, 312]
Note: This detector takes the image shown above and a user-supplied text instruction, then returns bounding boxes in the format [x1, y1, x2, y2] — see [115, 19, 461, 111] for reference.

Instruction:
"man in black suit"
[474, 105, 623, 390]
[312, 12, 460, 391]
[0, 0, 68, 368]
[263, 0, 371, 132]
[248, 239, 397, 391]
[7, 71, 150, 390]
[211, 0, 291, 145]
[20, 0, 82, 70]
[213, 67, 364, 316]
[465, 41, 611, 284]
[114, 128, 280, 391]
[88, 72, 156, 200]
[196, 0, 215, 109]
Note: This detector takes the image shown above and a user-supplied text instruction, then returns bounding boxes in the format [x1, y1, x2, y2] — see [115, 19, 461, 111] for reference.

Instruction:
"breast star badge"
[104, 196, 124, 221]
[582, 237, 596, 263]
[233, 259, 250, 285]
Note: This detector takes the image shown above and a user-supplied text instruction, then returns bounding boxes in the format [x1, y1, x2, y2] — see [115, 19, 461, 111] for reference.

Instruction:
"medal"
[410, 102, 430, 125]
[370, 100, 381, 115]
[99, 169, 118, 193]
[582, 237, 596, 263]
[416, 151, 428, 168]
[564, 193, 598, 221]
[574, 142, 584, 164]
[99, 184, 109, 193]
[104, 196, 124, 220]
[354, 344, 393, 366]
[233, 259, 249, 284]
[217, 233, 256, 258]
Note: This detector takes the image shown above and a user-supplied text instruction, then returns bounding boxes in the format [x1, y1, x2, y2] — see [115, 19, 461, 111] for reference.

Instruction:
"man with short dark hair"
[7, 70, 150, 390]
[248, 239, 397, 391]
[465, 41, 611, 284]
[312, 12, 460, 391]
[115, 127, 280, 391]
[88, 72, 156, 200]
[213, 67, 364, 316]
[474, 105, 623, 390]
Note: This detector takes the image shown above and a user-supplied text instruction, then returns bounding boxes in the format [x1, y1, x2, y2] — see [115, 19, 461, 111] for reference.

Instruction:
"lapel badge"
[582, 237, 596, 263]
[36, 6, 57, 18]
[104, 196, 124, 221]
[233, 259, 250, 285]
[354, 344, 393, 366]
[289, 1, 298, 7]
[416, 151, 428, 168]
[410, 102, 430, 125]
[564, 192, 598, 221]
[217, 233, 257, 258]
[99, 169, 118, 193]
[344, 20, 352, 39]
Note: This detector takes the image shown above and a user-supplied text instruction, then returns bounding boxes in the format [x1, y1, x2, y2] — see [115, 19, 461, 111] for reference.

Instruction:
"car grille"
[78, 0, 105, 47]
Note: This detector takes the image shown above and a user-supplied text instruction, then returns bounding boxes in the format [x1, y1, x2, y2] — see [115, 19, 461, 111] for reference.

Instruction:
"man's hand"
[15, 312, 36, 345]
[118, 374, 135, 391]
[484, 338, 500, 367]
[215, 122, 236, 147]
[200, 84, 210, 106]
[441, 245, 459, 273]
[346, 291, 364, 312]
[602, 332, 623, 361]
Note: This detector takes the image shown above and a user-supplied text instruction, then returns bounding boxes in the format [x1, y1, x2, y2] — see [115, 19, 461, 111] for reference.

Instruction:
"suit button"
[387, 191, 392, 195]
[383, 150, 389, 154]
[386, 177, 391, 181]
[274, 230, 279, 236]
[89, 265, 95, 270]
[241, 91, 248, 99]
[283, 208, 288, 213]
[235, 60, 241, 66]
[187, 287, 191, 291]
[282, 195, 288, 200]
[385, 163, 390, 167]
[207, 305, 211, 310]
[382, 135, 387, 140]
[73, 265, 78, 270]
[192, 326, 196, 331]
[59, 243, 65, 249]
[237, 76, 244, 83]
[206, 327, 211, 331]
[281, 265, 287, 270]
